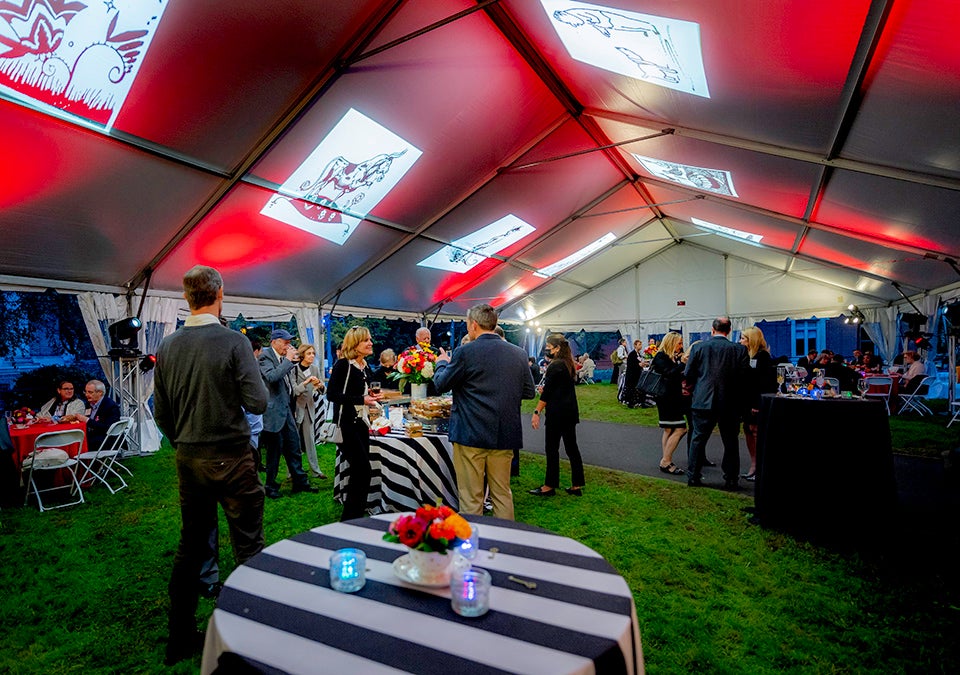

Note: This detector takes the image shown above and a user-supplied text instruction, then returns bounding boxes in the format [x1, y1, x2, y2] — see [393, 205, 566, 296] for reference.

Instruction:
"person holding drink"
[293, 343, 327, 479]
[327, 326, 382, 521]
[36, 381, 85, 422]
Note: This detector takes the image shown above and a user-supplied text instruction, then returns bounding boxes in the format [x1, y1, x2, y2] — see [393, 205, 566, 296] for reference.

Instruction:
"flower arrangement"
[642, 343, 658, 360]
[383, 504, 473, 554]
[11, 407, 35, 424]
[390, 346, 437, 388]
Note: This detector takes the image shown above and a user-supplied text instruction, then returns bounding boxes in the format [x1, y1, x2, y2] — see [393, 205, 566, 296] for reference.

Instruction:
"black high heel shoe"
[528, 487, 556, 497]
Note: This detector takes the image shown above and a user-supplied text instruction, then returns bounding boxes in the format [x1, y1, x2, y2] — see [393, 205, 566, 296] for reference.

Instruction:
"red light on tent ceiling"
[192, 212, 312, 271]
[430, 258, 503, 305]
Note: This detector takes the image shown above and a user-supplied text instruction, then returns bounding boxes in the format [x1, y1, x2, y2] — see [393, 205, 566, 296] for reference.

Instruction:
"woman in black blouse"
[327, 326, 381, 520]
[529, 334, 585, 497]
[651, 332, 688, 475]
[739, 326, 777, 480]
[620, 339, 644, 407]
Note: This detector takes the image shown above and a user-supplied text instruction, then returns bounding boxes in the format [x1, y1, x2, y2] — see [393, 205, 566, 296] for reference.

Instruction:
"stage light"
[852, 317, 860, 324]
[139, 354, 156, 372]
[108, 317, 143, 357]
[914, 337, 932, 350]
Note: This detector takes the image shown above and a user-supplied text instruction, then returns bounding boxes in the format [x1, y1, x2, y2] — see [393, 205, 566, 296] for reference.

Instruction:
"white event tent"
[2, 1, 959, 406]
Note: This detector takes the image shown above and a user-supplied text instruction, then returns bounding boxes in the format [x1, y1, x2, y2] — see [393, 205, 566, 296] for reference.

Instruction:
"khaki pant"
[453, 443, 514, 520]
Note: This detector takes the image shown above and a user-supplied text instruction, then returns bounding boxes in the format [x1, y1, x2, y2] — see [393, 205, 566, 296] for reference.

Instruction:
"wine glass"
[857, 378, 869, 398]
[776, 373, 785, 395]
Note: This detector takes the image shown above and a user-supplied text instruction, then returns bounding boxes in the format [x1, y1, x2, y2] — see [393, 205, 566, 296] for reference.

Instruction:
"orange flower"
[444, 513, 472, 540]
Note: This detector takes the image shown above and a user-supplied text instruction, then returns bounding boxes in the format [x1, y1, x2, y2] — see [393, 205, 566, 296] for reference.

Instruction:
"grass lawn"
[1, 387, 957, 673]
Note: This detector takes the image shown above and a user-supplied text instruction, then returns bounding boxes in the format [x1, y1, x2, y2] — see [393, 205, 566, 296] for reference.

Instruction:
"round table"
[202, 514, 644, 674]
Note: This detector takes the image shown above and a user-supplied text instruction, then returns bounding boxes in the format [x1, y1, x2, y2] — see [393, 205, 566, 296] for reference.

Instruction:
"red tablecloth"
[9, 421, 88, 473]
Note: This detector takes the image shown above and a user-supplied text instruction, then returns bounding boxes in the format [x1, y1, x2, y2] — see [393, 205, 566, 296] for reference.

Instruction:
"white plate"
[392, 553, 470, 587]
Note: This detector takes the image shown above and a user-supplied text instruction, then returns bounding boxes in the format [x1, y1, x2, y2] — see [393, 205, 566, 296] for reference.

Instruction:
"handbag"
[317, 364, 350, 444]
[636, 368, 668, 399]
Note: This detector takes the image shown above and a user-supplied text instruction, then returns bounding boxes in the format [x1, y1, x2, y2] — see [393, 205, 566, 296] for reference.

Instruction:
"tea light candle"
[450, 567, 491, 617]
[456, 524, 479, 562]
[329, 548, 366, 593]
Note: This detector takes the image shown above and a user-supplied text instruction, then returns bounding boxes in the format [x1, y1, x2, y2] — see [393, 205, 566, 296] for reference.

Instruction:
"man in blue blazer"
[683, 317, 749, 488]
[78, 380, 121, 452]
[433, 304, 536, 520]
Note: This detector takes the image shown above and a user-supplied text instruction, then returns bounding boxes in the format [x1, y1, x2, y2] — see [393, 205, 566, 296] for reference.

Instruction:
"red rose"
[397, 517, 428, 547]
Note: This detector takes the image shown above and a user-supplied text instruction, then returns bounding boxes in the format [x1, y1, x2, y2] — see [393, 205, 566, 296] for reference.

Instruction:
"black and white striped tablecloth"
[333, 432, 458, 514]
[201, 514, 644, 675]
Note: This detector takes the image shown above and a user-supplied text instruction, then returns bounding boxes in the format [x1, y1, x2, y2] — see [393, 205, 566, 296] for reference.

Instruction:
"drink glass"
[450, 567, 491, 617]
[456, 524, 479, 562]
[329, 548, 366, 593]
[369, 381, 381, 396]
[857, 378, 869, 398]
[4, 411, 12, 427]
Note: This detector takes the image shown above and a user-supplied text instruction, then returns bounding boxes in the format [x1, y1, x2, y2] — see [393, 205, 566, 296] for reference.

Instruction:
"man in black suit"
[433, 304, 536, 519]
[683, 317, 749, 489]
[78, 380, 121, 452]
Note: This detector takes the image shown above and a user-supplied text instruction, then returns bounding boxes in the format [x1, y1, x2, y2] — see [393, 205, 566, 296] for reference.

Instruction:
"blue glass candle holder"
[329, 548, 366, 593]
[450, 567, 491, 617]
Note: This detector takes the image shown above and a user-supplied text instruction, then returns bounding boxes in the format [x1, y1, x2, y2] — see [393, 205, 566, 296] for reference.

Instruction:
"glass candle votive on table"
[450, 567, 491, 617]
[456, 524, 479, 562]
[329, 548, 366, 593]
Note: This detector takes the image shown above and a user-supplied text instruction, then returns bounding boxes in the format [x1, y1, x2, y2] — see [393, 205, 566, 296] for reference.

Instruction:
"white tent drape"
[76, 292, 128, 380]
[136, 296, 180, 452]
[861, 306, 899, 363]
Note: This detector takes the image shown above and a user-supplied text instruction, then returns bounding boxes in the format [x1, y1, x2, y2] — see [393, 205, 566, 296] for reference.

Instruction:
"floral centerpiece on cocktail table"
[389, 346, 437, 395]
[384, 504, 473, 583]
[11, 407, 35, 424]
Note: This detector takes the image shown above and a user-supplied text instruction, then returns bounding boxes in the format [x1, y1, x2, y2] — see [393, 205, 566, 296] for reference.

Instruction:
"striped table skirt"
[333, 432, 459, 514]
[202, 514, 645, 675]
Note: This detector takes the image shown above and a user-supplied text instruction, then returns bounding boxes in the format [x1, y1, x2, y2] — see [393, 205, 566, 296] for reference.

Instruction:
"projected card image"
[542, 0, 709, 98]
[418, 215, 536, 273]
[0, 0, 169, 128]
[261, 108, 422, 246]
[534, 232, 616, 278]
[691, 217, 763, 245]
[633, 154, 739, 198]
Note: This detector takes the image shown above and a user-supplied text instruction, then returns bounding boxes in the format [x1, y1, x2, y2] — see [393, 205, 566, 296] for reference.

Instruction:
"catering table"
[754, 394, 897, 538]
[8, 421, 88, 472]
[201, 514, 644, 675]
[334, 431, 458, 514]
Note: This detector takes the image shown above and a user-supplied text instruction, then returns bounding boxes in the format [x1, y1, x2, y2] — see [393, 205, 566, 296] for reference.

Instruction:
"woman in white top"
[37, 380, 86, 421]
[293, 344, 327, 479]
[900, 350, 926, 394]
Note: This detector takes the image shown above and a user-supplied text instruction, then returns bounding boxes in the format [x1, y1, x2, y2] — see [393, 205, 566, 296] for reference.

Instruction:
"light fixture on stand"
[843, 305, 865, 325]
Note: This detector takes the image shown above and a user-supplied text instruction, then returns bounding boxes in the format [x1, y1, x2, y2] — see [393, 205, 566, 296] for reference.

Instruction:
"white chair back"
[23, 429, 86, 511]
[862, 376, 893, 414]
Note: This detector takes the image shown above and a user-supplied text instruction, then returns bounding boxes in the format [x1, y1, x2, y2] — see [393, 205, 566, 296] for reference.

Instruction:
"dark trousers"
[262, 413, 309, 490]
[544, 421, 585, 488]
[610, 363, 621, 384]
[168, 442, 264, 641]
[687, 408, 740, 480]
[339, 419, 371, 521]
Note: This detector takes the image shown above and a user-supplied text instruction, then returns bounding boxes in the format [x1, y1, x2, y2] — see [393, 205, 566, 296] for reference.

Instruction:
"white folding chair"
[947, 401, 960, 428]
[22, 429, 85, 512]
[897, 376, 936, 416]
[76, 418, 133, 493]
[862, 376, 893, 414]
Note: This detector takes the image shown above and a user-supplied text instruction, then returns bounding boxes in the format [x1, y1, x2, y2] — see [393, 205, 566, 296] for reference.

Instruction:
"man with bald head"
[683, 316, 749, 489]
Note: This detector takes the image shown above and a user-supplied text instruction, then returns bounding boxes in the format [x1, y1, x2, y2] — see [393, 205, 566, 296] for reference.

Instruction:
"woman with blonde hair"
[738, 326, 777, 480]
[327, 326, 382, 520]
[651, 332, 688, 474]
[293, 343, 326, 479]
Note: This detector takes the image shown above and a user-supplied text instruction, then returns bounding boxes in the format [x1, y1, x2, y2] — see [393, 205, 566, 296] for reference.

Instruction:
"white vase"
[407, 548, 453, 583]
[410, 382, 428, 400]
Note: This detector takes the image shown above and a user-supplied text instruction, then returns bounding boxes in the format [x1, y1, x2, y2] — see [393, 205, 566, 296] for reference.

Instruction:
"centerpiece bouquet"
[383, 504, 472, 553]
[390, 345, 437, 388]
[384, 504, 475, 584]
[11, 407, 35, 424]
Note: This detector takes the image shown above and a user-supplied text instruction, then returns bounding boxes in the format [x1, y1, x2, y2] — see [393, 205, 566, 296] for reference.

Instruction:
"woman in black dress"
[529, 333, 585, 496]
[739, 326, 777, 480]
[651, 332, 688, 474]
[621, 339, 644, 407]
[327, 326, 382, 520]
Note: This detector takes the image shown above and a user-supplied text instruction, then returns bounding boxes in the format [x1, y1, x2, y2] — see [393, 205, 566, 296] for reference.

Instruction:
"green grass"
[528, 383, 957, 458]
[1, 391, 957, 673]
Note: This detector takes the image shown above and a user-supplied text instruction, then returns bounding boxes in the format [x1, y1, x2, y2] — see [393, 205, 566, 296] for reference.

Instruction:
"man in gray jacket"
[683, 316, 749, 489]
[433, 304, 535, 520]
[154, 265, 269, 665]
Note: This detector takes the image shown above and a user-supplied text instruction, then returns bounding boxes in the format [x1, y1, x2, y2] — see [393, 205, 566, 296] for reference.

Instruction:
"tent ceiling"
[2, 0, 958, 325]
